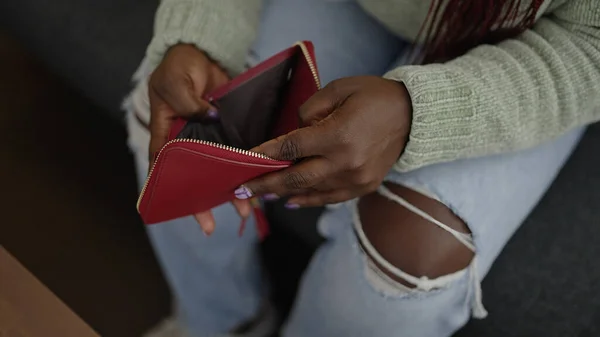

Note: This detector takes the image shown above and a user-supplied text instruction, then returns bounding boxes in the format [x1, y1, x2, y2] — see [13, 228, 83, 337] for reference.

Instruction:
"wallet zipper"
[295, 41, 321, 89]
[137, 138, 274, 211]
[137, 41, 321, 213]
[167, 138, 273, 160]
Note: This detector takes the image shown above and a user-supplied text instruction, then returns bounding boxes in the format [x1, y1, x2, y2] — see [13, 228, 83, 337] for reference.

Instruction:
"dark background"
[0, 32, 170, 337]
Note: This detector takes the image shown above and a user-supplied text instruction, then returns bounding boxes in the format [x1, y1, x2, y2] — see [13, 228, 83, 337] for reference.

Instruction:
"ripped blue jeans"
[125, 0, 584, 336]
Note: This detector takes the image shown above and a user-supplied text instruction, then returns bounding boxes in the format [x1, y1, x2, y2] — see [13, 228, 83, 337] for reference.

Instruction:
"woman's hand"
[242, 76, 412, 207]
[148, 44, 228, 160]
[148, 44, 251, 235]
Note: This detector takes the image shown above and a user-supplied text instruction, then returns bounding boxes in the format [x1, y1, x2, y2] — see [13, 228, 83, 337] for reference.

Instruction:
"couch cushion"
[0, 0, 158, 121]
[455, 123, 600, 336]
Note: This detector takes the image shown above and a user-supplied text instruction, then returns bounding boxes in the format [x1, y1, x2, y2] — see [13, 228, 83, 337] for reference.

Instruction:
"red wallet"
[136, 41, 321, 235]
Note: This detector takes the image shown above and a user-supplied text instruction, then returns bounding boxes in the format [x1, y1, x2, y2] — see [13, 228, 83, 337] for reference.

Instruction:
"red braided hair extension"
[415, 0, 544, 63]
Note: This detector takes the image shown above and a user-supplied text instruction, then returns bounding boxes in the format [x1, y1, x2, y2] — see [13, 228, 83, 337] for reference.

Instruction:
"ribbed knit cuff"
[146, 0, 262, 76]
[384, 65, 479, 172]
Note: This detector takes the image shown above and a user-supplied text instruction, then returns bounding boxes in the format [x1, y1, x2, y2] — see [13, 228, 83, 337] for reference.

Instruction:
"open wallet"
[136, 41, 321, 238]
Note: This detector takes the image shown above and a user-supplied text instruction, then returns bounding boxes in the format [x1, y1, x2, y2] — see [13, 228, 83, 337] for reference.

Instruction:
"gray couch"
[2, 0, 599, 336]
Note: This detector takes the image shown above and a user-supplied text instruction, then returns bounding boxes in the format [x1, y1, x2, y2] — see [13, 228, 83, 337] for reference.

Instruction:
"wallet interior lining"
[176, 56, 297, 150]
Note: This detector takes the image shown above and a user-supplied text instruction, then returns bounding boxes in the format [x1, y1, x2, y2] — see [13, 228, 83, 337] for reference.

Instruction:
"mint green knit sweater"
[146, 0, 600, 172]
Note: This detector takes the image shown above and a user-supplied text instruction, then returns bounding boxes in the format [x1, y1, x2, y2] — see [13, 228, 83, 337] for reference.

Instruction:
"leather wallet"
[136, 41, 321, 235]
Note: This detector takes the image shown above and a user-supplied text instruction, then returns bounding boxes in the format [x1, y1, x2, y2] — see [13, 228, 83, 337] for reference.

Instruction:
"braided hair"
[416, 0, 544, 63]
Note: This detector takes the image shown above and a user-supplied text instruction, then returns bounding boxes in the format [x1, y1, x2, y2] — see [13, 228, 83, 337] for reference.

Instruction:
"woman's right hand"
[148, 44, 251, 235]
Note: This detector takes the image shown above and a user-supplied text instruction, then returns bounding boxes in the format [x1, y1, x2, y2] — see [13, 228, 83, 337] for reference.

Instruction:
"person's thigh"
[249, 0, 407, 84]
[282, 122, 584, 336]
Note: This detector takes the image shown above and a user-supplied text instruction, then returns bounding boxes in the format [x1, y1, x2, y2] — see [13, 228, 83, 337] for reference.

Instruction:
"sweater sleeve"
[385, 0, 600, 172]
[145, 0, 263, 76]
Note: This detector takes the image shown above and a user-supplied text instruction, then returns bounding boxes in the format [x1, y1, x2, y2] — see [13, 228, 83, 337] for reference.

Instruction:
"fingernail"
[206, 109, 219, 120]
[234, 185, 253, 200]
[263, 193, 279, 201]
[202, 230, 211, 237]
[285, 203, 300, 210]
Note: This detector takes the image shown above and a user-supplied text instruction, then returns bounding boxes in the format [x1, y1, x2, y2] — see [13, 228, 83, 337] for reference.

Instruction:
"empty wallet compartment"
[175, 55, 297, 150]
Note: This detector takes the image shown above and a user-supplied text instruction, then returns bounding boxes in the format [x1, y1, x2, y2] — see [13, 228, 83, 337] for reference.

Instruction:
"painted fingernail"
[206, 109, 219, 120]
[285, 203, 300, 210]
[263, 193, 279, 201]
[234, 185, 253, 200]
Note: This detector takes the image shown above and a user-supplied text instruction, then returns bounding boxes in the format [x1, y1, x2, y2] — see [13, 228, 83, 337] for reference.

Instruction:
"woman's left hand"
[241, 76, 413, 207]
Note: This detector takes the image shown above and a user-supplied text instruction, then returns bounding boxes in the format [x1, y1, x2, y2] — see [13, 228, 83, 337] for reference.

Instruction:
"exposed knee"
[358, 182, 474, 287]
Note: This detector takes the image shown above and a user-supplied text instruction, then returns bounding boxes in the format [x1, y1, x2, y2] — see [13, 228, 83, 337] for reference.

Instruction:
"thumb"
[190, 97, 219, 120]
[158, 80, 218, 119]
[298, 82, 345, 126]
[251, 122, 333, 161]
[148, 88, 175, 163]
[148, 86, 218, 163]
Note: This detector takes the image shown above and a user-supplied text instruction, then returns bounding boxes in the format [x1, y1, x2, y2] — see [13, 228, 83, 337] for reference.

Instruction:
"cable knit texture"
[147, 0, 600, 172]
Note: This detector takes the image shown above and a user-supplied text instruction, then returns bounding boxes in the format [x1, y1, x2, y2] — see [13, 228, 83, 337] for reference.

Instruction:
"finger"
[287, 189, 356, 208]
[232, 199, 252, 219]
[208, 63, 230, 89]
[250, 122, 336, 161]
[148, 79, 218, 163]
[297, 82, 345, 126]
[242, 157, 333, 198]
[194, 211, 216, 236]
[156, 69, 217, 118]
[148, 88, 176, 162]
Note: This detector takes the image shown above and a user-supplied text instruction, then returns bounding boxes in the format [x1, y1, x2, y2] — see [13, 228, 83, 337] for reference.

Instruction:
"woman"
[125, 0, 600, 336]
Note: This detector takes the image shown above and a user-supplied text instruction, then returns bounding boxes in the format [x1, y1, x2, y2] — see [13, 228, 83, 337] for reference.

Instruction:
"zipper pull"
[238, 199, 270, 240]
[251, 198, 270, 240]
[253, 206, 270, 241]
[238, 217, 247, 237]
